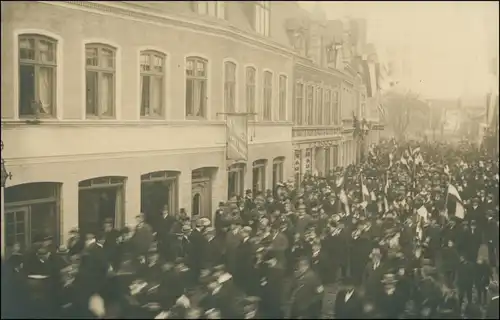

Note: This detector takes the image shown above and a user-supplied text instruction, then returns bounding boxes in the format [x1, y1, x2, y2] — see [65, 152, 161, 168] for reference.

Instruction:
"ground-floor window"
[78, 176, 126, 233]
[141, 171, 179, 227]
[4, 182, 61, 254]
[252, 159, 267, 195]
[332, 145, 338, 168]
[325, 147, 331, 175]
[227, 163, 245, 200]
[272, 157, 285, 191]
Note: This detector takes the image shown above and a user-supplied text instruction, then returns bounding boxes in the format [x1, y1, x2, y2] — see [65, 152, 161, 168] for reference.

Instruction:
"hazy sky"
[299, 1, 499, 100]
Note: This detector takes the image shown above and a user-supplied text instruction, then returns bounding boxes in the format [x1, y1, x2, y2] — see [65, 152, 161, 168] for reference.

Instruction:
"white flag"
[362, 183, 370, 198]
[417, 205, 429, 222]
[339, 189, 350, 215]
[336, 176, 344, 188]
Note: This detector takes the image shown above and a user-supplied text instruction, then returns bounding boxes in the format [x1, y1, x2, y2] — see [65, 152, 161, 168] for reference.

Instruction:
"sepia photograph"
[1, 1, 499, 319]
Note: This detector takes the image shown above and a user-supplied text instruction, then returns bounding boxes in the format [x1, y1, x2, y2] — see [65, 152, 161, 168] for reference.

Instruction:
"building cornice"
[40, 1, 301, 59]
[295, 60, 352, 82]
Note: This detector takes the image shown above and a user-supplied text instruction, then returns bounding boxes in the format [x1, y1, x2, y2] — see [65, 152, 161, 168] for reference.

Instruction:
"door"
[4, 207, 29, 254]
[192, 179, 211, 218]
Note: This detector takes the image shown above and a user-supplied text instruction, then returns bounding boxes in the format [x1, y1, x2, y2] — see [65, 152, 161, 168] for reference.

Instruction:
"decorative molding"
[1, 119, 226, 128]
[40, 1, 300, 59]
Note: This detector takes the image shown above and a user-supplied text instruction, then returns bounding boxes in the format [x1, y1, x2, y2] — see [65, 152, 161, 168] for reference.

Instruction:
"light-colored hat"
[381, 273, 397, 284]
[182, 225, 192, 232]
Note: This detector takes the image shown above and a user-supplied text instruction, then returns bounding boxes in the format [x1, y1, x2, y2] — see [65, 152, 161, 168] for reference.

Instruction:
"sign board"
[226, 114, 248, 161]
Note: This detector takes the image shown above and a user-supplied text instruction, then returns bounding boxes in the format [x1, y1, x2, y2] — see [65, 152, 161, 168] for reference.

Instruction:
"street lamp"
[1, 141, 12, 188]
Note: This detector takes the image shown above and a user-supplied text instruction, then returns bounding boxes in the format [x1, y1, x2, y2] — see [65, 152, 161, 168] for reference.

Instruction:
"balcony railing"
[292, 125, 342, 138]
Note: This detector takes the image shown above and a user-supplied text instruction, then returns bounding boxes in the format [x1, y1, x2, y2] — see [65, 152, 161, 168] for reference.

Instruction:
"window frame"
[305, 84, 314, 125]
[192, 1, 226, 19]
[316, 86, 323, 125]
[294, 81, 304, 125]
[324, 89, 331, 125]
[185, 56, 208, 119]
[272, 157, 285, 190]
[245, 66, 257, 119]
[254, 1, 271, 36]
[227, 163, 245, 199]
[252, 159, 267, 194]
[262, 70, 273, 121]
[278, 74, 287, 121]
[139, 50, 166, 119]
[85, 43, 117, 119]
[224, 61, 237, 113]
[18, 34, 58, 118]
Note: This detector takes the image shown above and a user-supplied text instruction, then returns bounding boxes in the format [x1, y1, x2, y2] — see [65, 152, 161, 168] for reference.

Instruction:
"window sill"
[248, 120, 294, 126]
[140, 116, 166, 120]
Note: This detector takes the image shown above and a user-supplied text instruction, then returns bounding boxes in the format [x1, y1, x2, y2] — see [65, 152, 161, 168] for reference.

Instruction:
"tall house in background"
[0, 0, 301, 256]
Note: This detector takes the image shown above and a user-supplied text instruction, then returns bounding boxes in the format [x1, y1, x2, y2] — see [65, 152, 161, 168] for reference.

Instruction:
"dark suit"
[202, 237, 224, 269]
[260, 264, 286, 319]
[289, 269, 323, 319]
[362, 260, 385, 298]
[130, 223, 154, 257]
[334, 288, 363, 319]
[235, 239, 258, 295]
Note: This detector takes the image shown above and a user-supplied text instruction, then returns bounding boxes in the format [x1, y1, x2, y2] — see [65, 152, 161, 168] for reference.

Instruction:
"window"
[224, 61, 236, 113]
[254, 1, 270, 36]
[228, 164, 245, 199]
[316, 87, 323, 125]
[85, 43, 116, 117]
[140, 51, 165, 118]
[18, 34, 57, 117]
[246, 67, 256, 119]
[278, 75, 287, 121]
[324, 90, 331, 125]
[186, 57, 208, 118]
[263, 71, 272, 121]
[333, 90, 339, 125]
[272, 157, 284, 190]
[193, 1, 225, 19]
[252, 160, 267, 194]
[294, 82, 304, 125]
[305, 85, 314, 125]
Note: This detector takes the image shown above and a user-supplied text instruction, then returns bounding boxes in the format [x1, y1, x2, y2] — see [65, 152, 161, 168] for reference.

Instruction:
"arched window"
[186, 56, 208, 118]
[140, 50, 166, 118]
[4, 182, 61, 252]
[85, 43, 116, 118]
[245, 67, 256, 119]
[224, 61, 236, 113]
[252, 159, 267, 194]
[18, 34, 58, 117]
[263, 71, 272, 121]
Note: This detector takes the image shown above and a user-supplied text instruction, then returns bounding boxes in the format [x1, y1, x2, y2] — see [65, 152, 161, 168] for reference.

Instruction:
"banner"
[226, 114, 248, 161]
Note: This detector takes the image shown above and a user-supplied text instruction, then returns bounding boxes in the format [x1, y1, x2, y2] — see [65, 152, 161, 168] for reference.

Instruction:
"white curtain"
[37, 67, 52, 114]
[194, 80, 205, 117]
[100, 73, 113, 116]
[151, 77, 162, 116]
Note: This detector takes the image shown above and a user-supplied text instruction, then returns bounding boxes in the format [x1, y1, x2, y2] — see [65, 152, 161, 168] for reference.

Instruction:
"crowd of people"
[2, 139, 499, 319]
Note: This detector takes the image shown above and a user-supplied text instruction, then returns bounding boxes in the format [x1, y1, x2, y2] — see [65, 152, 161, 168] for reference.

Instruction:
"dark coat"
[260, 264, 286, 318]
[374, 288, 406, 319]
[486, 296, 499, 319]
[202, 237, 225, 269]
[234, 239, 258, 294]
[474, 262, 492, 287]
[130, 223, 154, 256]
[457, 260, 475, 288]
[362, 260, 385, 297]
[334, 288, 363, 319]
[289, 268, 323, 319]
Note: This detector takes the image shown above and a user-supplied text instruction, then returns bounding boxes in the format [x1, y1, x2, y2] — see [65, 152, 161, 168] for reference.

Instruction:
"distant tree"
[382, 90, 428, 141]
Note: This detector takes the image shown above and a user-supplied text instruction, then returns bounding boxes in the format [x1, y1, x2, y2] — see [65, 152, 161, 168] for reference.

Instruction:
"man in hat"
[463, 220, 482, 263]
[287, 255, 323, 319]
[259, 250, 286, 319]
[101, 218, 120, 270]
[224, 220, 243, 275]
[170, 224, 192, 261]
[130, 213, 155, 260]
[375, 272, 406, 319]
[214, 201, 226, 234]
[363, 247, 386, 298]
[158, 205, 177, 258]
[244, 189, 256, 212]
[234, 226, 259, 295]
[188, 217, 211, 285]
[201, 227, 224, 270]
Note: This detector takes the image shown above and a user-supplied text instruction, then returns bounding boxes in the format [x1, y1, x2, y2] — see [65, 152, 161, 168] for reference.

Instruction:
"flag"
[370, 191, 377, 201]
[444, 165, 450, 175]
[447, 184, 465, 219]
[339, 189, 350, 215]
[417, 205, 429, 222]
[361, 180, 370, 200]
[335, 176, 344, 188]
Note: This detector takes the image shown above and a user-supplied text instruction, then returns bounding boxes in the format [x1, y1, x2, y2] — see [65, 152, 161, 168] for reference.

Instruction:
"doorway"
[141, 171, 179, 228]
[192, 168, 215, 219]
[78, 177, 125, 233]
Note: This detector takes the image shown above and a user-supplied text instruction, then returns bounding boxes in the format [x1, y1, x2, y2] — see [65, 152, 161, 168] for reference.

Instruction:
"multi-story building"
[0, 1, 306, 255]
[288, 6, 383, 182]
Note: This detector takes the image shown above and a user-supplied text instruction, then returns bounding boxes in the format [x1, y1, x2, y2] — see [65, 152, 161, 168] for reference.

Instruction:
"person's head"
[294, 257, 310, 276]
[12, 242, 22, 253]
[447, 240, 454, 247]
[135, 213, 145, 225]
[103, 219, 113, 232]
[370, 248, 382, 261]
[85, 232, 96, 247]
[162, 206, 169, 216]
